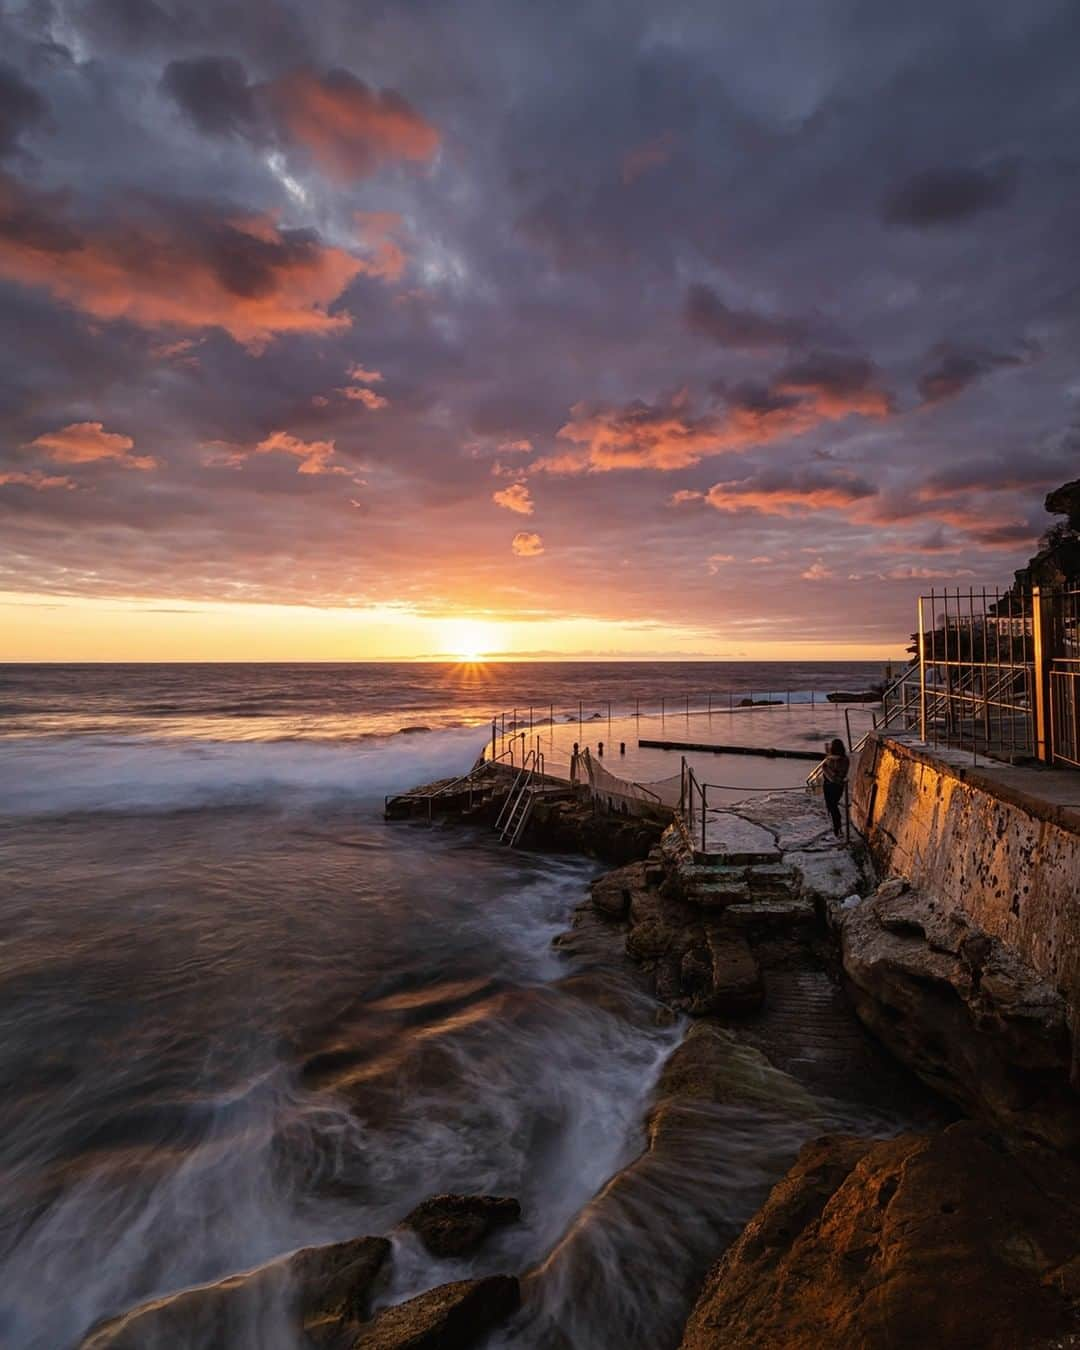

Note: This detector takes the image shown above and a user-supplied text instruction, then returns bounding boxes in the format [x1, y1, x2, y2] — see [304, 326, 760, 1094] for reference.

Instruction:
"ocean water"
[0, 662, 901, 1348]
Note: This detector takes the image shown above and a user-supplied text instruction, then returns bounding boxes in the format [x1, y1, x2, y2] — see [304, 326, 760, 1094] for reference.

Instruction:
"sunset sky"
[1, 0, 1077, 660]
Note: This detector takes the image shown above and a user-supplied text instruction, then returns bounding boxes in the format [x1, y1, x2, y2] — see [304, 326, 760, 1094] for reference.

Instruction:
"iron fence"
[881, 586, 1080, 768]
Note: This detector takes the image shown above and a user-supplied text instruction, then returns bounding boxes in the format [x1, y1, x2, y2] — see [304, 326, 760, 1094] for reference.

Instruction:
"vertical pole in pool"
[491, 719, 497, 762]
[701, 783, 707, 854]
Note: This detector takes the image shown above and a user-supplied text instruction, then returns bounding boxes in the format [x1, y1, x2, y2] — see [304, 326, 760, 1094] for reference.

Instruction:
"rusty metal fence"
[1048, 588, 1080, 768]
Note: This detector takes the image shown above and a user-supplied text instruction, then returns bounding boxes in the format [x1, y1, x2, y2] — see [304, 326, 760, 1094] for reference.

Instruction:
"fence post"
[918, 595, 927, 742]
[1032, 586, 1051, 762]
[701, 783, 707, 854]
[491, 719, 497, 762]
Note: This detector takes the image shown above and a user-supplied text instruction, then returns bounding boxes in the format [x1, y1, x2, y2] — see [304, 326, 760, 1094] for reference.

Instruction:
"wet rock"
[526, 798, 664, 863]
[354, 1275, 520, 1349]
[653, 1022, 816, 1118]
[678, 1122, 1080, 1350]
[81, 1235, 391, 1349]
[402, 1194, 521, 1259]
[838, 885, 1079, 1150]
[698, 923, 763, 1014]
[589, 861, 648, 918]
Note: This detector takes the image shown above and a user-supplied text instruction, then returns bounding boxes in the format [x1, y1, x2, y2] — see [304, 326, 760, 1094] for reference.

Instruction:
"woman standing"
[822, 737, 850, 838]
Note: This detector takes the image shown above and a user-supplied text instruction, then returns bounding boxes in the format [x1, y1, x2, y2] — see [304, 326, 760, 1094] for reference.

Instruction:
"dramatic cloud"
[29, 421, 155, 469]
[917, 343, 1032, 404]
[511, 530, 544, 556]
[541, 358, 893, 475]
[492, 483, 534, 515]
[0, 176, 363, 348]
[704, 467, 878, 517]
[264, 68, 439, 181]
[162, 60, 439, 184]
[882, 163, 1017, 227]
[0, 63, 47, 159]
[254, 430, 342, 475]
[685, 284, 808, 350]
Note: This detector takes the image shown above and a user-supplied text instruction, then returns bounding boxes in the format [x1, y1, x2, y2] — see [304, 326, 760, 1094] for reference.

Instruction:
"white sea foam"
[0, 726, 488, 818]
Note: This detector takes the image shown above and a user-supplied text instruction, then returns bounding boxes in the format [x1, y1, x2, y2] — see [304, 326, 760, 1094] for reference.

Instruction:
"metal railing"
[1050, 659, 1080, 768]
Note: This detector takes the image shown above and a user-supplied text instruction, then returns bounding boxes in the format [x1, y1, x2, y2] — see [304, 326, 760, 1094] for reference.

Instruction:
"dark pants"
[823, 779, 845, 836]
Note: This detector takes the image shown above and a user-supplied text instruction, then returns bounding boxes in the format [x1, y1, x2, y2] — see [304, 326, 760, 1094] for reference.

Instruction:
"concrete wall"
[852, 733, 1080, 1068]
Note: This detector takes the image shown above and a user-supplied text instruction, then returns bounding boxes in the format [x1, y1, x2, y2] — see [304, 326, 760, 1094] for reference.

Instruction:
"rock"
[699, 923, 763, 1014]
[837, 887, 1079, 1150]
[354, 1275, 520, 1349]
[81, 1235, 391, 1348]
[402, 1194, 521, 1259]
[697, 812, 781, 865]
[527, 798, 664, 864]
[589, 861, 649, 918]
[875, 875, 908, 902]
[653, 1022, 816, 1119]
[678, 1122, 1080, 1350]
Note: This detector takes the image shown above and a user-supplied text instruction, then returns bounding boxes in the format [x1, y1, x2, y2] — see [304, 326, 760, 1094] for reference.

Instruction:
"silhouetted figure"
[822, 737, 849, 837]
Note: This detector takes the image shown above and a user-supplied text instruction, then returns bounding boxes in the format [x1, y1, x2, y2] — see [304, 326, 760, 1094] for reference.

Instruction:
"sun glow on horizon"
[437, 618, 501, 662]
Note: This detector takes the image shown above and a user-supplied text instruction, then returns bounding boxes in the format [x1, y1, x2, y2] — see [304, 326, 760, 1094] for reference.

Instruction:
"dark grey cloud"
[882, 162, 1018, 227]
[917, 342, 1032, 404]
[685, 283, 809, 350]
[0, 63, 47, 159]
[161, 56, 256, 138]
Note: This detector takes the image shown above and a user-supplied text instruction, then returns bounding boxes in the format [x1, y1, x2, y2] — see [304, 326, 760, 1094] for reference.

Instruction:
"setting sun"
[438, 618, 501, 661]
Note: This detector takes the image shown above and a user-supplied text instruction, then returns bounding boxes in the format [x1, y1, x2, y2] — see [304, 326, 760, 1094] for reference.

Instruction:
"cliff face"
[679, 1123, 1080, 1350]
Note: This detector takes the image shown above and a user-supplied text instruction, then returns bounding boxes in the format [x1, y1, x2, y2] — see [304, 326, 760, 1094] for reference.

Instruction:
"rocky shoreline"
[82, 778, 1080, 1349]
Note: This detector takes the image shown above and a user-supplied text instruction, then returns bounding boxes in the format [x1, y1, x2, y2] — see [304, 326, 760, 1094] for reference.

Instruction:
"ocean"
[0, 661, 903, 1348]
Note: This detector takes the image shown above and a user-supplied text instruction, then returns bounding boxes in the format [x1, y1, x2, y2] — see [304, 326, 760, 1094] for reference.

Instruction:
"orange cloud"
[0, 470, 76, 490]
[536, 370, 893, 476]
[512, 530, 544, 556]
[704, 469, 878, 517]
[493, 483, 534, 515]
[498, 438, 533, 454]
[347, 363, 384, 384]
[341, 386, 389, 409]
[801, 559, 834, 581]
[255, 430, 343, 475]
[0, 174, 363, 349]
[268, 70, 439, 182]
[30, 421, 155, 469]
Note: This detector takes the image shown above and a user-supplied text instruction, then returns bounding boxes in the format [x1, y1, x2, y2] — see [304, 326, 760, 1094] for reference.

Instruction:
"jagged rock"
[402, 1194, 521, 1259]
[81, 1236, 391, 1348]
[837, 886, 1079, 1150]
[527, 798, 664, 863]
[678, 1122, 1080, 1350]
[354, 1276, 520, 1349]
[788, 848, 862, 916]
[698, 923, 763, 1014]
[589, 861, 648, 918]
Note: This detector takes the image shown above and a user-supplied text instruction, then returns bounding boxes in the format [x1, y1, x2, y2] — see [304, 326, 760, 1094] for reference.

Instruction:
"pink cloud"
[347, 363, 384, 384]
[353, 212, 409, 281]
[266, 71, 439, 181]
[492, 483, 534, 515]
[801, 559, 834, 581]
[29, 421, 155, 470]
[0, 175, 363, 350]
[0, 469, 76, 490]
[498, 438, 533, 454]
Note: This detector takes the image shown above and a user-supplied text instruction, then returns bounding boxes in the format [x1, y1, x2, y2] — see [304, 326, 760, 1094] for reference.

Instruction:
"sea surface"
[0, 662, 905, 1348]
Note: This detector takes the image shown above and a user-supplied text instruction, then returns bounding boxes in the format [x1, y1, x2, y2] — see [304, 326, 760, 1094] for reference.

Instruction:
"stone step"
[724, 897, 816, 931]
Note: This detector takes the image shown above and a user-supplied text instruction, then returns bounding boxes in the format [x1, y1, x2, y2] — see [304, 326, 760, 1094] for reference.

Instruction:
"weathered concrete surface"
[837, 881, 1078, 1150]
[679, 1121, 1080, 1350]
[852, 734, 1080, 1084]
